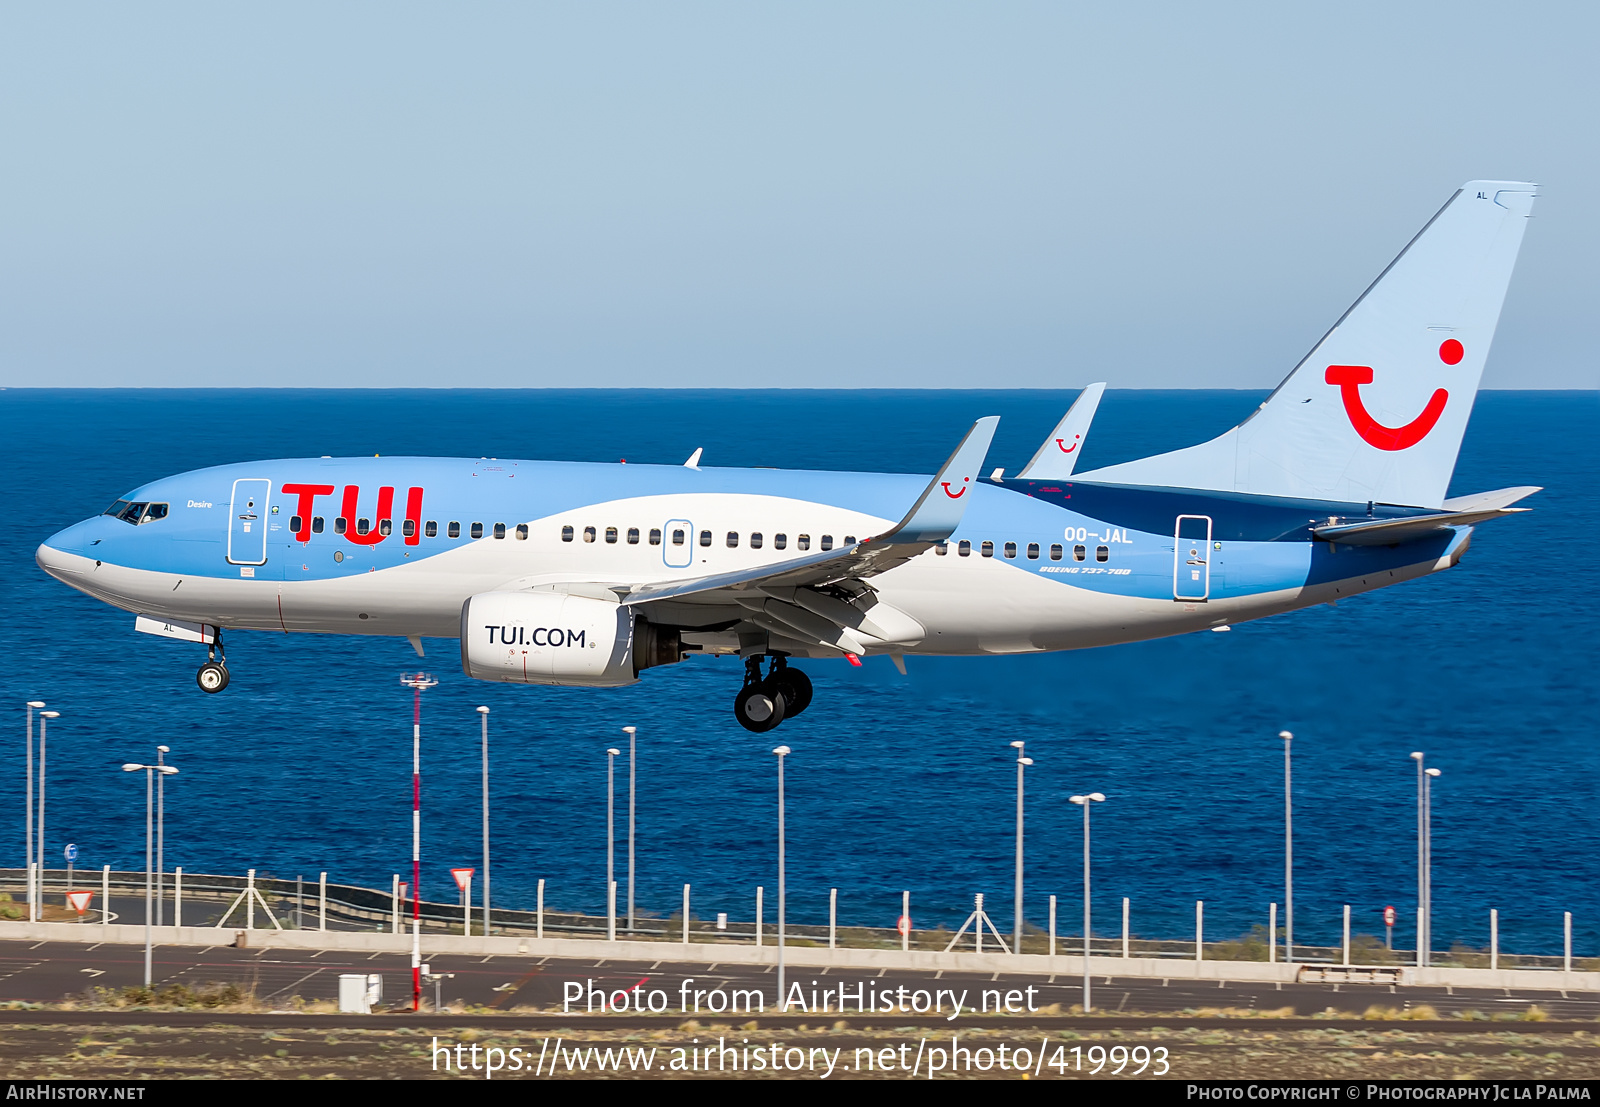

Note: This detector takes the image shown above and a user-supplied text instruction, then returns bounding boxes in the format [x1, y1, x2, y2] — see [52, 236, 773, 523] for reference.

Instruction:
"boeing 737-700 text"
[37, 181, 1542, 731]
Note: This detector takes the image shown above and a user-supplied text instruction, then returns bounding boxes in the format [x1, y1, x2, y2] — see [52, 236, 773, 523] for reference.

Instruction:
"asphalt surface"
[2, 938, 1596, 1023]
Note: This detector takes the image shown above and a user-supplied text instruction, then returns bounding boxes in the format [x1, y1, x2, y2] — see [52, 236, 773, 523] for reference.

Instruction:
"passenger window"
[798, 534, 811, 551]
[1050, 543, 1062, 561]
[935, 542, 948, 556]
[583, 526, 596, 543]
[627, 528, 640, 545]
[1003, 542, 1017, 559]
[981, 541, 994, 557]
[1027, 543, 1039, 560]
[290, 515, 303, 535]
[726, 532, 739, 548]
[750, 532, 763, 549]
[1096, 545, 1109, 562]
[606, 527, 618, 544]
[774, 533, 787, 550]
[425, 521, 438, 537]
[1074, 545, 1086, 561]
[958, 540, 971, 557]
[356, 518, 371, 535]
[312, 516, 325, 534]
[515, 524, 528, 540]
[335, 518, 348, 535]
[145, 503, 169, 521]
[671, 529, 684, 545]
[493, 523, 506, 539]
[448, 522, 461, 538]
[821, 535, 834, 551]
[401, 520, 415, 537]
[649, 528, 662, 545]
[843, 535, 856, 545]
[471, 522, 485, 539]
[699, 530, 712, 547]
[379, 519, 393, 536]
[561, 525, 574, 542]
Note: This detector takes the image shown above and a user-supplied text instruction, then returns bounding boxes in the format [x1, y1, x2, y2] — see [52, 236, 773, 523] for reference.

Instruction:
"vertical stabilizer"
[1075, 182, 1537, 507]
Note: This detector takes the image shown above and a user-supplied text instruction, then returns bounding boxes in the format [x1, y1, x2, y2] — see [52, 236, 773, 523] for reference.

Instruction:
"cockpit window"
[103, 500, 168, 525]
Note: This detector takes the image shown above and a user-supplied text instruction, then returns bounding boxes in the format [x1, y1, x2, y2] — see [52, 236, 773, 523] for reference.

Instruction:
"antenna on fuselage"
[684, 448, 703, 470]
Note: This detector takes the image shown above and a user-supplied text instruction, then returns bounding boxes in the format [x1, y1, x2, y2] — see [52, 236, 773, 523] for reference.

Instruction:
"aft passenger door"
[662, 518, 693, 569]
[227, 479, 272, 566]
[1172, 514, 1212, 601]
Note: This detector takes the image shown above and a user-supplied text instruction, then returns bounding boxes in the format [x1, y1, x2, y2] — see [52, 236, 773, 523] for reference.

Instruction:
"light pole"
[24, 701, 44, 920]
[37, 711, 58, 917]
[1010, 740, 1034, 953]
[476, 707, 491, 935]
[1423, 765, 1441, 966]
[1279, 730, 1293, 962]
[1410, 752, 1424, 965]
[156, 745, 169, 927]
[606, 747, 620, 941]
[400, 672, 437, 1012]
[1069, 793, 1105, 1012]
[773, 744, 791, 1012]
[122, 760, 178, 987]
[623, 726, 636, 934]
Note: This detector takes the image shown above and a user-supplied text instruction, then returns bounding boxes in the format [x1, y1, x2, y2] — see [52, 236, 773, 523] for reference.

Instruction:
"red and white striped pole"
[401, 673, 437, 1012]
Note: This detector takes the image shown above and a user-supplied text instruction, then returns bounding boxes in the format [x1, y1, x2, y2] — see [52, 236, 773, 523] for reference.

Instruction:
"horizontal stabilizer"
[1313, 501, 1534, 546]
[1017, 383, 1105, 479]
[1440, 485, 1541, 512]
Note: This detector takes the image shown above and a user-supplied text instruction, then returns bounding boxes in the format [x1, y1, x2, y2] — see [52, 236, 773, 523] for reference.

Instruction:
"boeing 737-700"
[37, 181, 1541, 731]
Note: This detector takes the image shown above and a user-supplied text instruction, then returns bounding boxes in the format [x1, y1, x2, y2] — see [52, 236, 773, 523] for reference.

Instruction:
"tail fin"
[1076, 181, 1537, 507]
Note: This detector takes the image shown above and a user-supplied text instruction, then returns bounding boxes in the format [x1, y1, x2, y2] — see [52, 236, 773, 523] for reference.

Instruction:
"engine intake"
[461, 591, 636, 686]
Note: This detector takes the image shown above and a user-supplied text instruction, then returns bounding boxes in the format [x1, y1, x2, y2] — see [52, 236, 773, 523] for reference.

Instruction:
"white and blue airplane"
[37, 181, 1541, 731]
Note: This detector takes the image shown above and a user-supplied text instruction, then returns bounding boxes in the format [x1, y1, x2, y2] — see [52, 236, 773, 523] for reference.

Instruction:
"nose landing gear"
[733, 656, 812, 733]
[196, 629, 230, 693]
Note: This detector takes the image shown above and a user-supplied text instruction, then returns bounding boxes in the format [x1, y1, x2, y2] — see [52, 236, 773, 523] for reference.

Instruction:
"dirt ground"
[3, 1015, 1599, 1079]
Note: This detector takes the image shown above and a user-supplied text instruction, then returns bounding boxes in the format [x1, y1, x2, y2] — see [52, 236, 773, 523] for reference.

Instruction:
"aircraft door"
[227, 479, 272, 566]
[663, 518, 693, 569]
[1172, 514, 1212, 601]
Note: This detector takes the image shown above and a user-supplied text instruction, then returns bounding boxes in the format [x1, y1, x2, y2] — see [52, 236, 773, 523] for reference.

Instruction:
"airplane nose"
[36, 518, 106, 583]
[36, 540, 86, 584]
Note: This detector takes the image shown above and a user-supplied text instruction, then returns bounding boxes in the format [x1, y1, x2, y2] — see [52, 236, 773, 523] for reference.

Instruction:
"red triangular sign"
[67, 891, 93, 915]
[451, 867, 474, 891]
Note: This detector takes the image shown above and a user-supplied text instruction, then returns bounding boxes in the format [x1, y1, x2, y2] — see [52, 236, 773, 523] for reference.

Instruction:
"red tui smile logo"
[941, 477, 970, 498]
[1055, 434, 1081, 454]
[1325, 361, 1451, 452]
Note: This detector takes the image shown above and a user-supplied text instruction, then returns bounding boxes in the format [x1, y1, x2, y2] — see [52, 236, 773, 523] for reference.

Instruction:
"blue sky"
[2, 2, 1595, 388]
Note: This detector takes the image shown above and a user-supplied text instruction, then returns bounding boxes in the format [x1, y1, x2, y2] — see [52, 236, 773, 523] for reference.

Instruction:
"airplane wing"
[1312, 486, 1540, 546]
[1016, 383, 1105, 479]
[617, 416, 1000, 607]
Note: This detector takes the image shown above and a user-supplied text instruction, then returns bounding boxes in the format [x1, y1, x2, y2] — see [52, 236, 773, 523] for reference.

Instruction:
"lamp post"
[24, 701, 44, 920]
[1423, 765, 1441, 966]
[1410, 752, 1424, 965]
[1069, 792, 1105, 1011]
[400, 672, 437, 1012]
[122, 760, 178, 987]
[1279, 730, 1293, 962]
[155, 745, 169, 927]
[773, 744, 791, 1012]
[476, 707, 491, 935]
[37, 711, 58, 917]
[623, 726, 636, 934]
[1010, 740, 1034, 953]
[605, 747, 620, 941]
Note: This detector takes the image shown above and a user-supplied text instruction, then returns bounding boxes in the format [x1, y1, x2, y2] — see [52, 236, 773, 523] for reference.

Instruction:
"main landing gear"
[196, 629, 230, 694]
[733, 656, 813, 733]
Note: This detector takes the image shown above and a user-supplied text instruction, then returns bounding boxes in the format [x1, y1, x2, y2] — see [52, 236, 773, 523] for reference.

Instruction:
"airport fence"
[1, 867, 1590, 972]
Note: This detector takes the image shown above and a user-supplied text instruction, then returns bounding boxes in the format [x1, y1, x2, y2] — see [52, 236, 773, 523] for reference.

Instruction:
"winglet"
[1017, 382, 1105, 479]
[875, 416, 1000, 544]
[684, 448, 703, 470]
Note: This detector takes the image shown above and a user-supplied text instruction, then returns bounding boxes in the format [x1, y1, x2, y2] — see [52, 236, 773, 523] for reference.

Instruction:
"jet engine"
[460, 591, 684, 686]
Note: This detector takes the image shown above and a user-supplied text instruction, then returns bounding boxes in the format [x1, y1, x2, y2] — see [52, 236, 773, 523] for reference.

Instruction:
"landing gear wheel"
[771, 666, 812, 716]
[197, 661, 230, 693]
[734, 682, 787, 733]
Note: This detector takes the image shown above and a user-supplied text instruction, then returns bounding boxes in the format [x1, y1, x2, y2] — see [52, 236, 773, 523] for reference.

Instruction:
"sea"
[1, 388, 1595, 955]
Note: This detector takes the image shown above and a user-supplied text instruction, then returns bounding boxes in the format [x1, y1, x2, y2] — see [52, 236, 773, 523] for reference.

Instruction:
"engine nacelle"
[461, 591, 637, 687]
